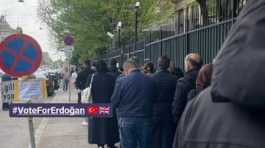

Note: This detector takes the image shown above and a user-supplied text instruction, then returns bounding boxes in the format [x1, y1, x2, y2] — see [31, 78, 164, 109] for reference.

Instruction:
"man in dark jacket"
[75, 60, 94, 103]
[172, 53, 202, 124]
[174, 0, 265, 147]
[151, 56, 178, 148]
[111, 58, 158, 148]
[108, 59, 121, 79]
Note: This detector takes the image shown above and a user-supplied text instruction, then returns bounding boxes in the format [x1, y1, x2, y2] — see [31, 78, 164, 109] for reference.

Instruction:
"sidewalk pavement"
[37, 89, 98, 148]
[0, 89, 101, 148]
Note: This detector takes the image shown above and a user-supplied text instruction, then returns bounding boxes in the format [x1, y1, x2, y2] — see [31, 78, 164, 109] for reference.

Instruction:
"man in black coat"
[111, 58, 158, 148]
[108, 59, 121, 79]
[75, 60, 94, 103]
[151, 56, 178, 148]
[174, 0, 265, 147]
[172, 53, 202, 124]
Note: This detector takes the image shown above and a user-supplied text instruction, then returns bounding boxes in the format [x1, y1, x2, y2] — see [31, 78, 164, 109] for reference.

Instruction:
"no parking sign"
[0, 34, 42, 77]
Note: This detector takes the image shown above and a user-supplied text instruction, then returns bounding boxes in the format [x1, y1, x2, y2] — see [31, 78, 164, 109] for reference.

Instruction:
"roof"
[0, 15, 16, 41]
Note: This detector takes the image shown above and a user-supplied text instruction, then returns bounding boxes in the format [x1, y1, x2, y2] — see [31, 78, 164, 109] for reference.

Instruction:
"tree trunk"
[217, 0, 240, 21]
[197, 0, 209, 25]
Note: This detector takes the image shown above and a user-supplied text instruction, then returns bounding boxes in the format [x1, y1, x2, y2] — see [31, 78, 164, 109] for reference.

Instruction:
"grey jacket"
[175, 0, 265, 147]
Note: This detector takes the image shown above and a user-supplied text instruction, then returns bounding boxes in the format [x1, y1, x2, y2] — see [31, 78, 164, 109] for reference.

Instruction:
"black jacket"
[75, 67, 94, 90]
[111, 69, 158, 118]
[108, 67, 121, 79]
[151, 69, 178, 118]
[88, 72, 119, 144]
[175, 0, 265, 147]
[172, 69, 198, 124]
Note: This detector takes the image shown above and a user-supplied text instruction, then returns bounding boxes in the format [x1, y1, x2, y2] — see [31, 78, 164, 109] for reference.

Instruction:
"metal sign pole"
[63, 34, 74, 103]
[28, 117, 36, 148]
[68, 46, 73, 103]
[27, 100, 36, 148]
[68, 59, 71, 103]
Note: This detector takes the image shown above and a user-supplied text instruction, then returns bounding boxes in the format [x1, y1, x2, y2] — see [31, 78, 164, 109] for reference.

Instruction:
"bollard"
[77, 91, 81, 104]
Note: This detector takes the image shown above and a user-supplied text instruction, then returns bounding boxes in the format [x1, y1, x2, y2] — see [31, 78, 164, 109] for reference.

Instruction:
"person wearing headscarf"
[187, 64, 213, 101]
[88, 60, 119, 148]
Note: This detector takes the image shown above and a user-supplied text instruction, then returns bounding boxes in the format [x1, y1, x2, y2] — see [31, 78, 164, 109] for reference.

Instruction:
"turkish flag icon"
[86, 106, 99, 116]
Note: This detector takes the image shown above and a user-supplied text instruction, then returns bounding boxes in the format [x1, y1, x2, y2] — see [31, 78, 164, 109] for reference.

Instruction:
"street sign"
[64, 34, 74, 46]
[0, 34, 42, 77]
[58, 46, 73, 52]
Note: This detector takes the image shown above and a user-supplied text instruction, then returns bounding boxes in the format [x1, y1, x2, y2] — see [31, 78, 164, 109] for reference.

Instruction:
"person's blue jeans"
[118, 117, 153, 148]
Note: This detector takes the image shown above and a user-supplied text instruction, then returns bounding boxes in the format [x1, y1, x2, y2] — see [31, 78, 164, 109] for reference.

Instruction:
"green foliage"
[38, 0, 175, 64]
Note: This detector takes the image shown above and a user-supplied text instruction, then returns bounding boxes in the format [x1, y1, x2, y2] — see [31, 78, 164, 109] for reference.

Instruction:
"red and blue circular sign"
[0, 34, 42, 77]
[64, 34, 74, 46]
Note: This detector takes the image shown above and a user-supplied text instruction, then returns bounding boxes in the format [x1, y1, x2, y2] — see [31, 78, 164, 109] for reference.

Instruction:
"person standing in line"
[111, 58, 158, 148]
[108, 59, 121, 79]
[169, 62, 184, 79]
[151, 56, 178, 148]
[143, 62, 155, 75]
[172, 53, 202, 125]
[75, 60, 94, 103]
[88, 60, 119, 148]
[187, 63, 213, 101]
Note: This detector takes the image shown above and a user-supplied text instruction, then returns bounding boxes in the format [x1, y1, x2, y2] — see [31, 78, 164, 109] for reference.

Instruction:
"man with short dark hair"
[111, 58, 158, 148]
[172, 53, 202, 124]
[108, 59, 121, 79]
[75, 60, 94, 103]
[151, 56, 178, 148]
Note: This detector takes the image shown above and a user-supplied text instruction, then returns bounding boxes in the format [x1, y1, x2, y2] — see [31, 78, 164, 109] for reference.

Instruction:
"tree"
[38, 0, 175, 64]
[196, 0, 209, 25]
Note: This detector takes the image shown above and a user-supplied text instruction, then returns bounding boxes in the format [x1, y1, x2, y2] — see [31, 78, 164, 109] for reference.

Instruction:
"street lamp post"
[133, 1, 140, 58]
[117, 21, 122, 48]
[106, 32, 114, 59]
[117, 21, 122, 64]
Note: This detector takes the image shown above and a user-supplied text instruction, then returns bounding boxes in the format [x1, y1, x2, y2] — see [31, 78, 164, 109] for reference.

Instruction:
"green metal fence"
[106, 18, 234, 69]
[104, 0, 247, 69]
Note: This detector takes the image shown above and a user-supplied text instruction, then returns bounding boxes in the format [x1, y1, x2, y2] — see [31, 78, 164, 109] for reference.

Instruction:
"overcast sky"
[0, 0, 64, 61]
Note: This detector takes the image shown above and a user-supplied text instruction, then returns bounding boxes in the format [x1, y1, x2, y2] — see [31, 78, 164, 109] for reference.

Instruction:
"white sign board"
[19, 80, 42, 101]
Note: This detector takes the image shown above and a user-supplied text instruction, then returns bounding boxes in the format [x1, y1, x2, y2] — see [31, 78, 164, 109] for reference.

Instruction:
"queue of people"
[73, 53, 206, 148]
[76, 45, 265, 148]
[73, 1, 265, 148]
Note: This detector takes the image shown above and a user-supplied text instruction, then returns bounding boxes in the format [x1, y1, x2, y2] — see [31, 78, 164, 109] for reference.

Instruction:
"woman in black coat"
[88, 60, 119, 148]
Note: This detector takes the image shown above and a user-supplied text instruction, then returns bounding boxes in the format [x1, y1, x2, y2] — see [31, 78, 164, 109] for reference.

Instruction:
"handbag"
[81, 74, 94, 103]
